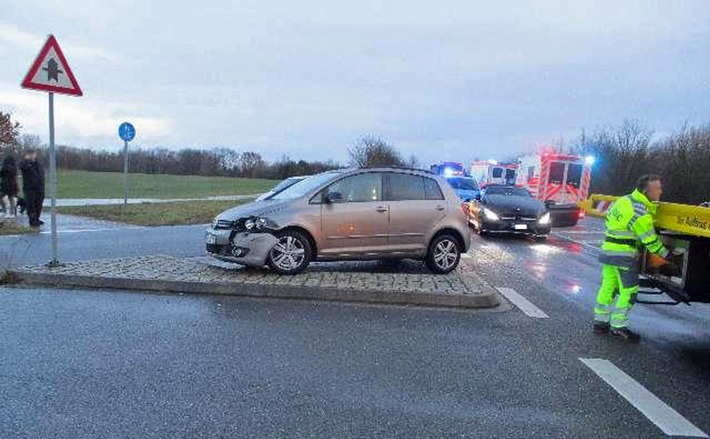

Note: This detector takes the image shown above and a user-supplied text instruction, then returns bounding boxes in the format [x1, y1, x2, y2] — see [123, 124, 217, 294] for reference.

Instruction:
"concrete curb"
[10, 270, 501, 309]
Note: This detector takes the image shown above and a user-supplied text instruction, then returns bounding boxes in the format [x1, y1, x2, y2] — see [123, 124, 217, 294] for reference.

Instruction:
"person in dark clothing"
[1, 154, 19, 218]
[19, 151, 45, 227]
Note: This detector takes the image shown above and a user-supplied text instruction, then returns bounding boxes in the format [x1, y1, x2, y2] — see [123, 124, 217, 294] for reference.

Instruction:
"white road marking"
[554, 230, 605, 234]
[495, 287, 549, 318]
[580, 358, 708, 438]
[39, 227, 140, 234]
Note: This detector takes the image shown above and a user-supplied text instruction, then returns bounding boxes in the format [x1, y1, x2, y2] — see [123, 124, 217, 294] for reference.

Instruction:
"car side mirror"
[325, 191, 343, 204]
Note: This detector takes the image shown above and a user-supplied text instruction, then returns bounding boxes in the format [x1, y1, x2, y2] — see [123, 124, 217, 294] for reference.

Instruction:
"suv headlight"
[538, 212, 551, 225]
[483, 208, 499, 221]
[211, 217, 219, 229]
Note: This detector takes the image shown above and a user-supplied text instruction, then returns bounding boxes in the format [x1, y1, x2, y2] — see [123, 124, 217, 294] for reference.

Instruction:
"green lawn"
[55, 170, 277, 199]
[58, 200, 247, 226]
[0, 222, 37, 236]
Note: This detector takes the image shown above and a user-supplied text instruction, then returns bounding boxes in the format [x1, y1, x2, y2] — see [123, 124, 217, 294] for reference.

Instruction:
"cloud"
[0, 22, 126, 64]
[0, 83, 173, 148]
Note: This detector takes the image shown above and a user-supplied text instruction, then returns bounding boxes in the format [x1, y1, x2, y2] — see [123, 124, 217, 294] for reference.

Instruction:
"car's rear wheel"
[426, 234, 461, 274]
[267, 230, 312, 275]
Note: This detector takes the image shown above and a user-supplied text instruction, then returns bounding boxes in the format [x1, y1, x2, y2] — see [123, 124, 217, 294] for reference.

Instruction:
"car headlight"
[212, 217, 219, 229]
[255, 217, 268, 230]
[244, 216, 270, 231]
[538, 212, 551, 225]
[483, 208, 499, 221]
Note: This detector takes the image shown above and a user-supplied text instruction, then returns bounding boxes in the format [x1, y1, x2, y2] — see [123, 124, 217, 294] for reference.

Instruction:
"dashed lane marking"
[495, 287, 549, 318]
[580, 358, 708, 438]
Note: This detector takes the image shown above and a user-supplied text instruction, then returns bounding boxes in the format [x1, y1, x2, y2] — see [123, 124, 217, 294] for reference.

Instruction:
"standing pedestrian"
[1, 154, 19, 219]
[19, 150, 45, 227]
[592, 174, 675, 342]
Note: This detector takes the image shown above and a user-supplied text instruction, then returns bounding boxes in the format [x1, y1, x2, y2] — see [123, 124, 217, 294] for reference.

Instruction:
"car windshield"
[271, 177, 305, 193]
[447, 177, 479, 191]
[270, 172, 342, 200]
[485, 186, 531, 197]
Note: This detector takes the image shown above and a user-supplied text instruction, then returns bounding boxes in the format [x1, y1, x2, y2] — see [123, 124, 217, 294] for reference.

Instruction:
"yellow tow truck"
[581, 195, 710, 305]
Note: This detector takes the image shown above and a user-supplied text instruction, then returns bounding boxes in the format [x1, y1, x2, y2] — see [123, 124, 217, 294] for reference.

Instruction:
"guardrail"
[579, 194, 710, 239]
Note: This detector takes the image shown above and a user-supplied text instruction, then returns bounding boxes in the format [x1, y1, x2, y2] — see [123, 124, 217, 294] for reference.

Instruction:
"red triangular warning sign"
[21, 35, 83, 97]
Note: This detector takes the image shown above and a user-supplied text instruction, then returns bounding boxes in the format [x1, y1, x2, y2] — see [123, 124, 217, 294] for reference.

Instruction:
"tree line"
[2, 111, 709, 204]
[572, 120, 710, 205]
[0, 112, 340, 180]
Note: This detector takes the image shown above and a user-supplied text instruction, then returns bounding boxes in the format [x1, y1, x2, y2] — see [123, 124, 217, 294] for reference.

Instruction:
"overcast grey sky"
[1, 0, 708, 165]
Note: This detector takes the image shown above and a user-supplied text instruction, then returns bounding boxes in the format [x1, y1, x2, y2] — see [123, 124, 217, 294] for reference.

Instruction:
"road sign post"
[118, 122, 136, 205]
[21, 35, 82, 267]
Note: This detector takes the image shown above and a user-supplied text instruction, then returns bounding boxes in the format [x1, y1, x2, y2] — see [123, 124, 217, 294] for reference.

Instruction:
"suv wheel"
[426, 235, 461, 274]
[267, 230, 312, 275]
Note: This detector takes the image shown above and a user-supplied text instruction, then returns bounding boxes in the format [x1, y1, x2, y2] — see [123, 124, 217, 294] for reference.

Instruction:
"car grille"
[500, 214, 538, 222]
[214, 220, 235, 229]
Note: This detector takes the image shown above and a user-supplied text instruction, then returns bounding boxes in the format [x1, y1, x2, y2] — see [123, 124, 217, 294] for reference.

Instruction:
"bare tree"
[238, 151, 267, 178]
[574, 120, 652, 195]
[347, 136, 405, 167]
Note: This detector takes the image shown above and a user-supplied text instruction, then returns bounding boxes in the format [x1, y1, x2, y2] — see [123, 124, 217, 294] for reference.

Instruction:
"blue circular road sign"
[118, 122, 136, 142]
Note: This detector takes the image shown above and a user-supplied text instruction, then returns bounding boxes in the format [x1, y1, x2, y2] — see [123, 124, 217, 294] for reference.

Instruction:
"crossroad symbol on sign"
[21, 35, 83, 97]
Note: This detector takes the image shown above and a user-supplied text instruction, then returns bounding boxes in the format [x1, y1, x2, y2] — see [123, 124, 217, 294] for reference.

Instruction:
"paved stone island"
[8, 255, 500, 309]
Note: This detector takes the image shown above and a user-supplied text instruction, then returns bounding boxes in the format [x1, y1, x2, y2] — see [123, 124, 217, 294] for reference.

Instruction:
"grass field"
[58, 199, 247, 226]
[0, 221, 37, 236]
[55, 170, 277, 199]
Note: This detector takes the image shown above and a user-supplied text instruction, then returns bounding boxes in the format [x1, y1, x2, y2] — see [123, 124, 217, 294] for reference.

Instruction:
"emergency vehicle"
[430, 162, 467, 177]
[470, 161, 517, 187]
[515, 151, 594, 226]
[515, 152, 593, 204]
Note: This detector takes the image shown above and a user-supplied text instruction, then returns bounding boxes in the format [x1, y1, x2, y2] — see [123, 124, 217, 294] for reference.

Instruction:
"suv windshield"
[270, 172, 342, 200]
[485, 186, 531, 197]
[447, 177, 479, 191]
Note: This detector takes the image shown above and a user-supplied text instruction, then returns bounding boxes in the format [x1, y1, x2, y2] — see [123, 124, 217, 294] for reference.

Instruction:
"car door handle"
[376, 206, 389, 213]
[435, 206, 445, 211]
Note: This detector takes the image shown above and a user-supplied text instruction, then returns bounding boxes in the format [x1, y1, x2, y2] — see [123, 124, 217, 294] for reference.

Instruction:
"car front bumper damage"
[205, 229, 279, 267]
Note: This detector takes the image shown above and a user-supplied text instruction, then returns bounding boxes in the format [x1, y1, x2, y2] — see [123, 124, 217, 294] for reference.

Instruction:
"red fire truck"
[515, 151, 594, 226]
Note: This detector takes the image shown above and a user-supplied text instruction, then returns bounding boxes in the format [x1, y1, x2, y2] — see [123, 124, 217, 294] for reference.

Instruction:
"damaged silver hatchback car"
[205, 167, 471, 274]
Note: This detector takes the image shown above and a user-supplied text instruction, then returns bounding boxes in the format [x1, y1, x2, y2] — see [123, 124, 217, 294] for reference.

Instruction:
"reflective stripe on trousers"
[594, 264, 640, 328]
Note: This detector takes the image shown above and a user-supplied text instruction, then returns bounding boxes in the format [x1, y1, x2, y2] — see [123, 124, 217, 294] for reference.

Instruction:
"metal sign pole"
[123, 139, 128, 205]
[48, 92, 59, 266]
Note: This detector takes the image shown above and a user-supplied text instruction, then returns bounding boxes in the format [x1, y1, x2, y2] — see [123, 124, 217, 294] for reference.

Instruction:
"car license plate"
[205, 233, 217, 244]
[514, 224, 528, 230]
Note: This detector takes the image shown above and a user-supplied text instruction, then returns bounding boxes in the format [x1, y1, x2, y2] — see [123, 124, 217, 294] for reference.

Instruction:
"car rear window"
[424, 178, 445, 200]
[388, 173, 426, 200]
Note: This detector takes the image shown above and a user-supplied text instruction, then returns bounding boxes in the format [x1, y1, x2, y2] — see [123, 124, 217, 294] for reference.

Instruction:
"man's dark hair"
[636, 174, 662, 192]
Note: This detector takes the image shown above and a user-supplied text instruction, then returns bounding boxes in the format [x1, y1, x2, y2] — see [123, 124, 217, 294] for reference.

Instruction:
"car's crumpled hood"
[483, 195, 545, 215]
[217, 199, 292, 221]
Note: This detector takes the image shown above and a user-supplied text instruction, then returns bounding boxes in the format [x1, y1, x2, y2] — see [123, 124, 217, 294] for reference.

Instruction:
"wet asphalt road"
[1, 218, 710, 438]
[0, 215, 206, 269]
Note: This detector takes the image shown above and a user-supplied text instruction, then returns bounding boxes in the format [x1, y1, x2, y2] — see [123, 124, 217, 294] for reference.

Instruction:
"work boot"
[610, 327, 641, 343]
[593, 322, 610, 334]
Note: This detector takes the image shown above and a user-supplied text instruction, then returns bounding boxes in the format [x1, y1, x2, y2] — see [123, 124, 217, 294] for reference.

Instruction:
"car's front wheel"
[425, 234, 461, 274]
[267, 230, 312, 275]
